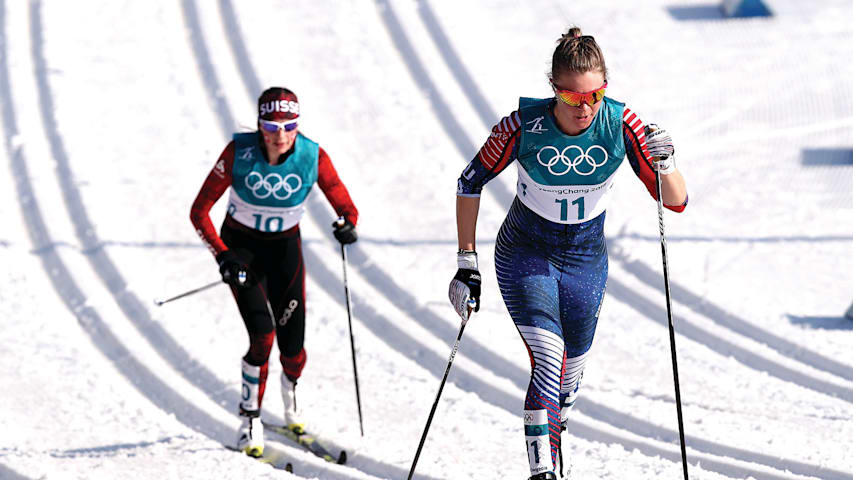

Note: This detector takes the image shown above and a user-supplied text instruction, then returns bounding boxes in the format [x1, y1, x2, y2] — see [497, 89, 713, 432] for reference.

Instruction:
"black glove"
[215, 250, 253, 288]
[332, 218, 358, 245]
[449, 268, 481, 315]
[448, 250, 481, 321]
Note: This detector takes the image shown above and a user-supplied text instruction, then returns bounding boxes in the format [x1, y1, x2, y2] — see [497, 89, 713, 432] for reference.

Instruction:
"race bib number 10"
[227, 190, 304, 233]
[252, 213, 285, 232]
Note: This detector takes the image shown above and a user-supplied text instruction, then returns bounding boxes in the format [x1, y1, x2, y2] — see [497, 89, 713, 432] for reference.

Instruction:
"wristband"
[457, 249, 478, 270]
[656, 155, 676, 175]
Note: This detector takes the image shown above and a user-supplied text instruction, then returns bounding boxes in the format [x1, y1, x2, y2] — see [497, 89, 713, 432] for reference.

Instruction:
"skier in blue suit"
[449, 27, 688, 479]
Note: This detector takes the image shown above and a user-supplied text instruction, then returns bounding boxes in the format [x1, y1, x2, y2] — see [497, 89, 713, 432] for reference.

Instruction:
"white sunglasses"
[259, 118, 298, 133]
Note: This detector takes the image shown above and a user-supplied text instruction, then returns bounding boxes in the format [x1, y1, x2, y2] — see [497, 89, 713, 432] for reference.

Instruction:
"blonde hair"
[551, 27, 608, 80]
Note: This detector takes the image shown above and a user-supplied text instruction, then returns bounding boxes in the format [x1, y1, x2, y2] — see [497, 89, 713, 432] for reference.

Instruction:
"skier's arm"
[456, 196, 480, 251]
[456, 111, 521, 248]
[622, 107, 687, 211]
[189, 142, 234, 256]
[316, 147, 359, 226]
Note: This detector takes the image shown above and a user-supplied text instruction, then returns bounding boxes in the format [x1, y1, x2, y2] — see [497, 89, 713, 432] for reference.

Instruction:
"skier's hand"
[644, 124, 676, 175]
[332, 218, 358, 245]
[448, 250, 481, 322]
[216, 250, 254, 288]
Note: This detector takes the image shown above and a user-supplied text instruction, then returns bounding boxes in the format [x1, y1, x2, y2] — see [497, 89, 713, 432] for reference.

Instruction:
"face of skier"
[551, 70, 606, 136]
[259, 119, 298, 159]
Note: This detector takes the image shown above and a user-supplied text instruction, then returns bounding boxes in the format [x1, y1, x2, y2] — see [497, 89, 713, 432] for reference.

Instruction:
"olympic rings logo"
[244, 172, 303, 200]
[536, 145, 608, 176]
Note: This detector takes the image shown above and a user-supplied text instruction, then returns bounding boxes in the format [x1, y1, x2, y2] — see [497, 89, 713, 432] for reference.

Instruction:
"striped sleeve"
[622, 107, 687, 212]
[457, 111, 522, 196]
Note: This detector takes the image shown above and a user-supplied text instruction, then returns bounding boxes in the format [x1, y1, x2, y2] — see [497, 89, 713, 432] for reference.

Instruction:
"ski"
[225, 444, 294, 472]
[261, 421, 347, 465]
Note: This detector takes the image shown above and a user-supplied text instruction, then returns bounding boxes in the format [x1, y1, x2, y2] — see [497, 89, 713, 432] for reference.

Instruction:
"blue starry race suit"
[457, 97, 686, 476]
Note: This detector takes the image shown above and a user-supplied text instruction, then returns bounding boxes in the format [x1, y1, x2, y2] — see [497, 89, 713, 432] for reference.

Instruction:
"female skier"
[190, 87, 359, 457]
[449, 28, 688, 479]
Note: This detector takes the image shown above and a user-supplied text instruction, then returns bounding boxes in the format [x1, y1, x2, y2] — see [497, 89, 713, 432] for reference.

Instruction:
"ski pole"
[340, 241, 365, 436]
[153, 280, 220, 306]
[654, 164, 690, 480]
[408, 310, 471, 480]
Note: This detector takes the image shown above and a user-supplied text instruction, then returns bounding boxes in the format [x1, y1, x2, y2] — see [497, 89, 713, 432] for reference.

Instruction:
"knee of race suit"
[244, 331, 275, 366]
[281, 348, 307, 383]
[559, 352, 589, 424]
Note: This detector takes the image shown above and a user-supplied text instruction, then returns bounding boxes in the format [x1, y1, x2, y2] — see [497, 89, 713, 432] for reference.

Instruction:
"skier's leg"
[232, 279, 276, 410]
[516, 312, 564, 478]
[237, 359, 266, 457]
[267, 231, 306, 431]
[497, 246, 564, 477]
[557, 253, 606, 424]
[553, 250, 607, 477]
[221, 229, 278, 455]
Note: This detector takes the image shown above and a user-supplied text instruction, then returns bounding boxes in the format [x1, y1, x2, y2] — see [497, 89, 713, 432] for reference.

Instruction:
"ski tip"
[337, 450, 347, 465]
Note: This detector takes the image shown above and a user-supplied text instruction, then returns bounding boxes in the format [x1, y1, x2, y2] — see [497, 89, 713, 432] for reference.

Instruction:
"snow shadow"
[801, 148, 853, 167]
[52, 436, 193, 458]
[0, 464, 31, 480]
[787, 315, 853, 331]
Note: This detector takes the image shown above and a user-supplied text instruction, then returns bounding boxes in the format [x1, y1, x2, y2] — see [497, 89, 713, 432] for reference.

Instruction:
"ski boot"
[557, 423, 573, 479]
[529, 472, 558, 480]
[281, 373, 305, 434]
[236, 409, 264, 457]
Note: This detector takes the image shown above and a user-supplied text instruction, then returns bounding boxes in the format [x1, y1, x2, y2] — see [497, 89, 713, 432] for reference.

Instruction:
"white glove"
[645, 124, 676, 175]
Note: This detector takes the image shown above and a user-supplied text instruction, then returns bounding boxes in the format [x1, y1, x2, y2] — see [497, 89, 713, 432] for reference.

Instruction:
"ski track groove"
[372, 0, 497, 200]
[0, 2, 298, 474]
[610, 243, 853, 384]
[367, 0, 853, 478]
[415, 0, 498, 131]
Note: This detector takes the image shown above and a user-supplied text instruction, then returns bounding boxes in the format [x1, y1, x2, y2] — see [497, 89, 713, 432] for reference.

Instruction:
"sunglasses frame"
[259, 118, 299, 133]
[550, 80, 608, 107]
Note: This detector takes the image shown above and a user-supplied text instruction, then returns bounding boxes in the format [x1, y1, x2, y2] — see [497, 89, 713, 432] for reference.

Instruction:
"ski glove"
[216, 250, 253, 288]
[448, 250, 481, 322]
[332, 218, 358, 245]
[644, 124, 676, 175]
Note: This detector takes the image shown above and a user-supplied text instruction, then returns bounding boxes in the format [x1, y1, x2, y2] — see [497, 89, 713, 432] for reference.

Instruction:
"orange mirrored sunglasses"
[551, 80, 607, 107]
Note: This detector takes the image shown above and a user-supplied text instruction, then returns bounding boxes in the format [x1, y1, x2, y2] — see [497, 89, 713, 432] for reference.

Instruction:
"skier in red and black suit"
[190, 87, 358, 457]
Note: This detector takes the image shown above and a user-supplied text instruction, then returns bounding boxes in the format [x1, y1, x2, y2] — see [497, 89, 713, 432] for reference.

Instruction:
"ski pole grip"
[335, 216, 346, 227]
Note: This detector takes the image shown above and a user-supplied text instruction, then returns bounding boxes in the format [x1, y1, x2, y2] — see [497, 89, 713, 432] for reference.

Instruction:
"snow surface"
[1, 0, 852, 479]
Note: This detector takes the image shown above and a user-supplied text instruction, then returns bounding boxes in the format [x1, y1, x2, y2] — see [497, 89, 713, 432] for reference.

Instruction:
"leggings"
[221, 217, 307, 408]
[495, 198, 608, 476]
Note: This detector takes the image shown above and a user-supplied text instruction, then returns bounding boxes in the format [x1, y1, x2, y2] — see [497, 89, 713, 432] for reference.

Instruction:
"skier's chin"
[573, 116, 592, 130]
[271, 142, 291, 155]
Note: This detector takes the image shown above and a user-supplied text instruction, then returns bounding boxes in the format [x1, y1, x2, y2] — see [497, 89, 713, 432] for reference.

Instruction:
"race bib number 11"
[555, 197, 585, 221]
